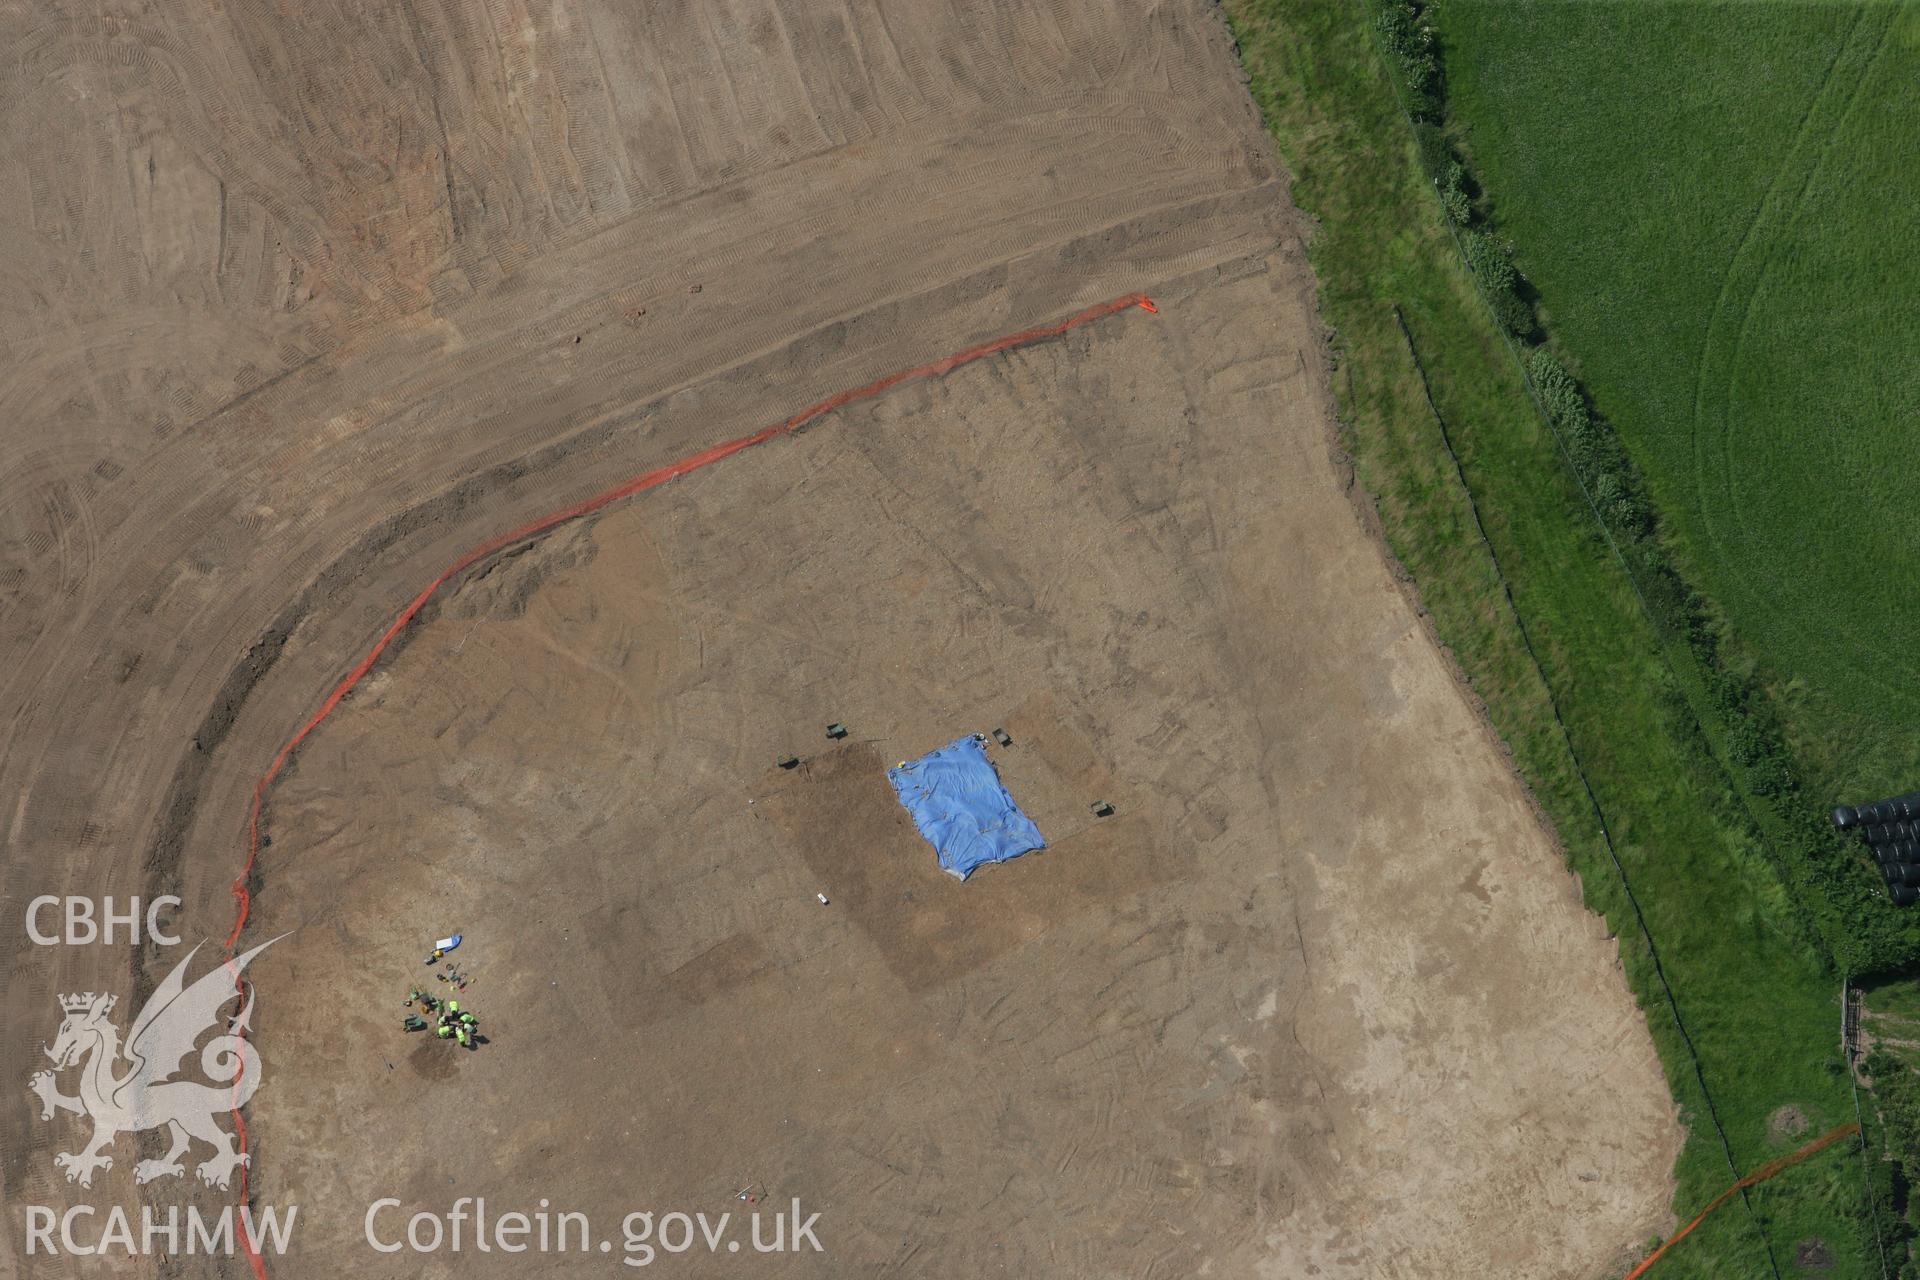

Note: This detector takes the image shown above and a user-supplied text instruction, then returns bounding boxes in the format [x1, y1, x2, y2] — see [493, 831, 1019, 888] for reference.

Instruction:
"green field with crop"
[1223, 0, 1905, 1273]
[1437, 5, 1920, 1263]
[1436, 0, 1920, 806]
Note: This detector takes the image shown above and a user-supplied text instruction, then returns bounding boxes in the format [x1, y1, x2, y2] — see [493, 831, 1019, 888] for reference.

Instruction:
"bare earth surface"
[0, 2, 1677, 1277]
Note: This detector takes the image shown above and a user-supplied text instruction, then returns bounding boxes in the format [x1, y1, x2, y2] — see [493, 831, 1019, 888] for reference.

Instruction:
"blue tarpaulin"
[887, 735, 1046, 880]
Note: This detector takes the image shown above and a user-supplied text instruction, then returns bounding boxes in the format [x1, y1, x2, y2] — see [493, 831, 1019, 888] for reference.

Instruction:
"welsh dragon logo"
[28, 938, 279, 1189]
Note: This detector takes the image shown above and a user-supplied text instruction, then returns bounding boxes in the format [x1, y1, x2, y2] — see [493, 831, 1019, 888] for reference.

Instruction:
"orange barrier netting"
[1622, 1121, 1860, 1279]
[215, 292, 1158, 1279]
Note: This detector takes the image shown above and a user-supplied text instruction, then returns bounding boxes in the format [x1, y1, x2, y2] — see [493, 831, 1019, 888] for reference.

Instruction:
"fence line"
[1390, 307, 1777, 1275]
[1352, 0, 1895, 1268]
[1843, 977, 1894, 1280]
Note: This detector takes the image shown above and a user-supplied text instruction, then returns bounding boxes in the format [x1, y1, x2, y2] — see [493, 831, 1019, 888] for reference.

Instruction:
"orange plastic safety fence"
[215, 293, 1158, 1279]
[1622, 1121, 1860, 1280]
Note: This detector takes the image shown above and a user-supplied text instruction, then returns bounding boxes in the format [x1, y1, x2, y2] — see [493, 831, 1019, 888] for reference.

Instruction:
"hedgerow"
[1226, 0, 1893, 1265]
[1370, 0, 1917, 979]
[1862, 1049, 1920, 1275]
[1370, 0, 1920, 1262]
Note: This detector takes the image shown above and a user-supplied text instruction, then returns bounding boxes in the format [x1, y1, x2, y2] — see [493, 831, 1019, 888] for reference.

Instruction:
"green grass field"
[1436, 0, 1920, 805]
[1223, 0, 1888, 1272]
[1862, 976, 1920, 1072]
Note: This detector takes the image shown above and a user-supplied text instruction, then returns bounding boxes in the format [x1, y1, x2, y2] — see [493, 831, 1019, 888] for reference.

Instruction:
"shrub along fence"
[1363, 0, 1920, 1269]
[1366, 0, 1920, 983]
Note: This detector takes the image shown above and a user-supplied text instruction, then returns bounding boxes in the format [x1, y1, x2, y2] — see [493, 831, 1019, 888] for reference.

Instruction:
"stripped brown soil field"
[2, 3, 1676, 1276]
